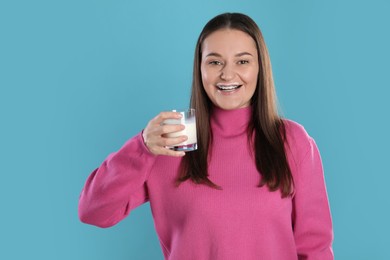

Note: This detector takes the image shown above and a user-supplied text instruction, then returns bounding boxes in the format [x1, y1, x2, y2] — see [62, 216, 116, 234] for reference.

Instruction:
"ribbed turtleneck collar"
[210, 106, 252, 137]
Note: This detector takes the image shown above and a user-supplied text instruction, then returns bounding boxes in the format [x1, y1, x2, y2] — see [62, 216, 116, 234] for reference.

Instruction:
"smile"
[216, 84, 243, 92]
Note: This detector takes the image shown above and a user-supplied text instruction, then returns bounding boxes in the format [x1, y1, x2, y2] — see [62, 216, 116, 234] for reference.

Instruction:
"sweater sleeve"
[78, 132, 157, 228]
[292, 137, 334, 259]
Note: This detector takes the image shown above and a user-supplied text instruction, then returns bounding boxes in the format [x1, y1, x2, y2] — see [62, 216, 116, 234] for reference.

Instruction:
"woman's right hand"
[142, 111, 188, 157]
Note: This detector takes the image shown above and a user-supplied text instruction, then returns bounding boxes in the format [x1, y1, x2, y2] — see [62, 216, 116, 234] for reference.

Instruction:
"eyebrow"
[205, 52, 254, 58]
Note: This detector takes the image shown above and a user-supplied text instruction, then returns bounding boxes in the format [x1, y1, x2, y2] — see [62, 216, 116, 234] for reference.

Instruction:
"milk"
[166, 121, 197, 146]
[164, 109, 197, 151]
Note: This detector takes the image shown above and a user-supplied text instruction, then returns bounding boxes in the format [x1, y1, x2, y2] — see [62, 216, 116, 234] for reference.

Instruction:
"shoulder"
[281, 119, 315, 160]
[282, 119, 312, 143]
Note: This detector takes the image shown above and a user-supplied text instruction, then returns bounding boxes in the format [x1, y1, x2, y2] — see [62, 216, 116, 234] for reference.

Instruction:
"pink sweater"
[79, 107, 333, 260]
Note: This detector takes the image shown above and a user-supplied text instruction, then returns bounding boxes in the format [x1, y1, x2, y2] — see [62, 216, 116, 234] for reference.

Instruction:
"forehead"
[201, 29, 257, 55]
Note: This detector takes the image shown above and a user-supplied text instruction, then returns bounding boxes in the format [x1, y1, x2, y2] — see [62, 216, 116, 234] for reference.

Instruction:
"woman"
[79, 13, 334, 260]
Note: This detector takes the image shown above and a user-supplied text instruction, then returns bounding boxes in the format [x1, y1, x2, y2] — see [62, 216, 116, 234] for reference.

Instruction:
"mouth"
[216, 84, 243, 92]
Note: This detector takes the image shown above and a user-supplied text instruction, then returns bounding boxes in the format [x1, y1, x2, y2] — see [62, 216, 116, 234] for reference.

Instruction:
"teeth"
[217, 85, 241, 91]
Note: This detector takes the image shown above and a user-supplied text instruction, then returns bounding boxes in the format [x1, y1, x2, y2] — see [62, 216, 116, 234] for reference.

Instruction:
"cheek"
[243, 66, 258, 79]
[201, 67, 216, 92]
[201, 67, 210, 82]
[200, 67, 210, 95]
[242, 68, 259, 87]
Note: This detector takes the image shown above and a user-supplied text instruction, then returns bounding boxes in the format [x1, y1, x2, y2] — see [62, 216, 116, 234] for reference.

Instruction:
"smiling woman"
[201, 29, 259, 110]
[79, 12, 334, 260]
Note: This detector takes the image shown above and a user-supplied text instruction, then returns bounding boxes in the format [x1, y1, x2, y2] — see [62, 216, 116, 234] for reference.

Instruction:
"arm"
[78, 133, 156, 228]
[78, 111, 188, 228]
[292, 138, 334, 259]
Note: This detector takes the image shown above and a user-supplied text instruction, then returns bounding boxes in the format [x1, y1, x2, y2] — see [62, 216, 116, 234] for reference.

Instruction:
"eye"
[238, 60, 249, 65]
[208, 60, 223, 65]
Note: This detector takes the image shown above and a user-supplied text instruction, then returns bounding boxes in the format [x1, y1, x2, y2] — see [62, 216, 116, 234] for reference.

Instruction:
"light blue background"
[1, 0, 389, 259]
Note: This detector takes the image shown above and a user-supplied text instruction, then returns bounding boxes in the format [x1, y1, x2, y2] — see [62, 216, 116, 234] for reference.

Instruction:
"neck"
[210, 106, 252, 137]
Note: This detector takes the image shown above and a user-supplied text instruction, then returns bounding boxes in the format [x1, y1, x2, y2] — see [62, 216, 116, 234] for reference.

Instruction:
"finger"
[159, 135, 188, 147]
[148, 144, 186, 157]
[143, 123, 180, 140]
[151, 133, 187, 147]
[161, 148, 186, 157]
[160, 124, 185, 134]
[153, 111, 183, 125]
[144, 132, 186, 153]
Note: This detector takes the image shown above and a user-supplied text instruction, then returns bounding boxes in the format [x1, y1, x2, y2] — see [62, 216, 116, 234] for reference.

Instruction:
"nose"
[220, 63, 235, 81]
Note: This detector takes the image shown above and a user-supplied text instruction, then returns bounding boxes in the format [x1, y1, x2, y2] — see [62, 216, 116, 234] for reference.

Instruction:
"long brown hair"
[178, 13, 293, 197]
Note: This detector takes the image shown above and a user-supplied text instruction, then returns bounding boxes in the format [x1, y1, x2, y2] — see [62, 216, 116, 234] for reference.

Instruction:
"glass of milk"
[164, 108, 197, 152]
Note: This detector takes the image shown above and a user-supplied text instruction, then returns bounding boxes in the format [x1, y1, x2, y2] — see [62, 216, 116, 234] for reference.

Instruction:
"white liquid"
[166, 122, 197, 145]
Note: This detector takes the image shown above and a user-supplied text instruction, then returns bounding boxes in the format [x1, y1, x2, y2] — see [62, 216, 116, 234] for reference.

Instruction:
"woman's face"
[200, 29, 259, 110]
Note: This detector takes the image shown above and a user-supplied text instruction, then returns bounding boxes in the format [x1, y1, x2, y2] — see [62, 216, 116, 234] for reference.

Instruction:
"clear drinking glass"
[163, 108, 197, 152]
